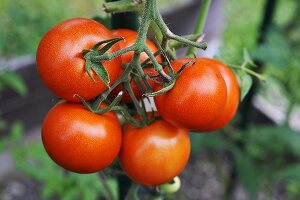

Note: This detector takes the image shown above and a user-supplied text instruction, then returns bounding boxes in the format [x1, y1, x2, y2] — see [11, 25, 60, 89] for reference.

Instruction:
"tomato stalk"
[99, 172, 116, 200]
[186, 0, 212, 57]
[90, 0, 210, 127]
[97, 0, 207, 78]
[124, 183, 140, 200]
[103, 0, 143, 13]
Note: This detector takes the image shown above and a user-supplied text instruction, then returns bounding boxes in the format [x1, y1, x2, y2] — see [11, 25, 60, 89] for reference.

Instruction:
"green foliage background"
[0, 0, 100, 57]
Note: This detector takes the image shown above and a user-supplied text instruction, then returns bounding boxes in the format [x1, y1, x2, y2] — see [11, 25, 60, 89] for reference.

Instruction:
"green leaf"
[189, 132, 227, 153]
[9, 122, 23, 141]
[61, 189, 80, 200]
[0, 70, 27, 95]
[92, 62, 110, 87]
[243, 48, 256, 67]
[231, 147, 261, 197]
[237, 71, 252, 101]
[276, 164, 300, 181]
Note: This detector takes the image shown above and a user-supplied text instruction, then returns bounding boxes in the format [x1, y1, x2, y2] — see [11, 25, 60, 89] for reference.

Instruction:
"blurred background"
[0, 0, 300, 199]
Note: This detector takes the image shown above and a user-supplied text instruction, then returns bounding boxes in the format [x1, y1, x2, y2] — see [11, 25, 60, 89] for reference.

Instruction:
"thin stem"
[124, 183, 140, 200]
[124, 52, 148, 124]
[99, 172, 116, 200]
[113, 106, 145, 127]
[229, 63, 266, 81]
[144, 47, 171, 81]
[187, 0, 211, 56]
[94, 46, 135, 61]
[154, 7, 207, 50]
[166, 31, 208, 50]
[92, 63, 134, 109]
[103, 0, 143, 13]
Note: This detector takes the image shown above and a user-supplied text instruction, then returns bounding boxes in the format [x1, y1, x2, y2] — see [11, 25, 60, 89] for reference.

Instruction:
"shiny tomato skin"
[41, 102, 122, 173]
[200, 58, 240, 131]
[119, 119, 190, 186]
[110, 29, 161, 102]
[154, 58, 228, 131]
[36, 18, 121, 102]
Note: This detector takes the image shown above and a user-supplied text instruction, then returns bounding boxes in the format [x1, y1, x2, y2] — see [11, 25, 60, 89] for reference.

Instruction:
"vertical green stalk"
[186, 0, 211, 57]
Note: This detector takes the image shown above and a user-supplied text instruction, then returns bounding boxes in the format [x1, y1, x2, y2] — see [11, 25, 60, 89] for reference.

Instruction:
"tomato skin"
[200, 58, 240, 131]
[154, 58, 228, 131]
[41, 102, 122, 173]
[36, 18, 121, 102]
[110, 29, 161, 102]
[119, 119, 190, 186]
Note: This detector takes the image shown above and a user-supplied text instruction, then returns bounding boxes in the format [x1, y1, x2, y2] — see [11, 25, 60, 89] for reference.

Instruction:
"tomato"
[110, 29, 162, 102]
[119, 119, 190, 186]
[200, 58, 240, 131]
[36, 18, 121, 102]
[41, 102, 122, 173]
[154, 58, 228, 131]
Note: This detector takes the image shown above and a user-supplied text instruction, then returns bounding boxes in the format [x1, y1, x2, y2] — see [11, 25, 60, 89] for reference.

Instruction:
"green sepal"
[82, 49, 90, 57]
[91, 37, 124, 51]
[145, 80, 176, 97]
[98, 37, 124, 54]
[93, 91, 123, 114]
[92, 62, 110, 87]
[175, 60, 195, 76]
[85, 60, 96, 82]
[73, 94, 94, 111]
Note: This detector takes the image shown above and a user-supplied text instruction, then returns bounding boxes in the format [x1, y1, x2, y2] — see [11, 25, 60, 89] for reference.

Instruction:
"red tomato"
[200, 58, 240, 131]
[36, 18, 121, 102]
[119, 119, 190, 186]
[110, 29, 161, 102]
[154, 58, 228, 131]
[41, 102, 122, 173]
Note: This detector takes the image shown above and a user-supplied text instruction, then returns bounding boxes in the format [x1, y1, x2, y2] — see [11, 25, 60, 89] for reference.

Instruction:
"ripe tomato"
[200, 58, 240, 131]
[110, 29, 162, 102]
[119, 119, 190, 186]
[41, 102, 122, 173]
[36, 18, 121, 102]
[154, 58, 228, 131]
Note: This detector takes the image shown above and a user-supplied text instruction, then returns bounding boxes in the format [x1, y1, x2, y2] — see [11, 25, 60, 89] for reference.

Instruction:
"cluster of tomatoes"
[36, 18, 240, 187]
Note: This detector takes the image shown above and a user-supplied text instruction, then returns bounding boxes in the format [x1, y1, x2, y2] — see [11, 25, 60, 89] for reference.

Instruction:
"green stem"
[154, 8, 207, 50]
[124, 52, 148, 124]
[103, 0, 143, 13]
[99, 172, 116, 200]
[229, 64, 267, 81]
[186, 0, 211, 57]
[113, 106, 145, 127]
[124, 183, 140, 200]
[94, 46, 135, 61]
[92, 62, 134, 109]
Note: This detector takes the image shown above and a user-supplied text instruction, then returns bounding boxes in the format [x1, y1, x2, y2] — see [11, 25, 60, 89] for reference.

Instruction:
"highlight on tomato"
[154, 58, 228, 131]
[119, 119, 190, 186]
[41, 101, 122, 173]
[36, 18, 122, 102]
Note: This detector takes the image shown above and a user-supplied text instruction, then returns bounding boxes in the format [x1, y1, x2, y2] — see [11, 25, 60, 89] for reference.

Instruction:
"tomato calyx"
[145, 60, 195, 97]
[83, 37, 124, 86]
